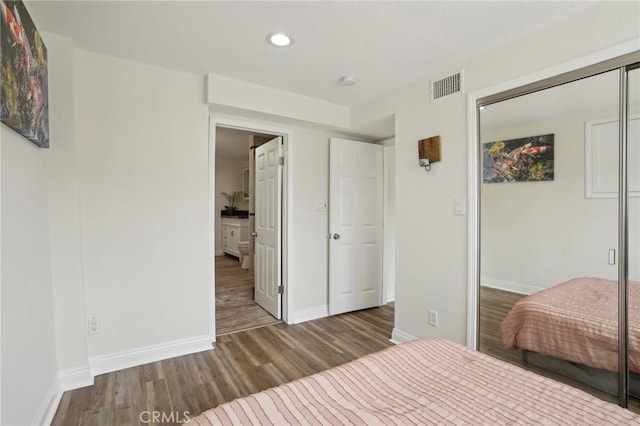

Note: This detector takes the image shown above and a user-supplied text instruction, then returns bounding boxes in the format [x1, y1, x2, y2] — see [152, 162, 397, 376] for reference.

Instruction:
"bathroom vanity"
[221, 214, 249, 258]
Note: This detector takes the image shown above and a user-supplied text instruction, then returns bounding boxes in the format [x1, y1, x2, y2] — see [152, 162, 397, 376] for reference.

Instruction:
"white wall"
[481, 109, 640, 293]
[73, 49, 212, 358]
[1, 127, 58, 425]
[215, 158, 249, 255]
[41, 31, 90, 382]
[288, 126, 333, 316]
[351, 1, 640, 343]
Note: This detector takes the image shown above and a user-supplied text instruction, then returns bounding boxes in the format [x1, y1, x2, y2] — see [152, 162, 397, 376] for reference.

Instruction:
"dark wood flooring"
[52, 303, 394, 425]
[215, 255, 280, 336]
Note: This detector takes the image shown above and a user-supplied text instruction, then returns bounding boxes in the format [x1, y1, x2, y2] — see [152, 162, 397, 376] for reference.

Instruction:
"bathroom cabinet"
[221, 217, 248, 257]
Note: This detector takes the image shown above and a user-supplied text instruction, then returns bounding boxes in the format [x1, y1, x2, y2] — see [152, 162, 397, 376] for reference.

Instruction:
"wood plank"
[215, 255, 281, 335]
[52, 303, 394, 423]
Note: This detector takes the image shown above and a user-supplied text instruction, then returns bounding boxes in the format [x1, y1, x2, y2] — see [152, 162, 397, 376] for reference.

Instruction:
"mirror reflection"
[478, 68, 640, 408]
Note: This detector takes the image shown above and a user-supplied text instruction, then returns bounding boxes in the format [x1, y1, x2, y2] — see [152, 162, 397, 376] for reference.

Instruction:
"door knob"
[251, 232, 258, 237]
[332, 233, 341, 240]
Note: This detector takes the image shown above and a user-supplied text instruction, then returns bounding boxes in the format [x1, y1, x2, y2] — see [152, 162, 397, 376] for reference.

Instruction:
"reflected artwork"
[0, 0, 49, 148]
[483, 134, 554, 183]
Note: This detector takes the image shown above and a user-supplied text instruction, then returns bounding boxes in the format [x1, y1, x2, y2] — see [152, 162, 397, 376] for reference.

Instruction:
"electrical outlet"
[428, 310, 439, 327]
[88, 316, 100, 335]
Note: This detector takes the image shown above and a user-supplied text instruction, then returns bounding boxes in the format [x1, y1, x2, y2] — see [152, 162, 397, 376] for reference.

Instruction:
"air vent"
[431, 71, 463, 101]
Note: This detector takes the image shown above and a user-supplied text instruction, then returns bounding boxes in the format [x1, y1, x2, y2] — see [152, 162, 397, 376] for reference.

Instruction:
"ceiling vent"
[431, 71, 463, 101]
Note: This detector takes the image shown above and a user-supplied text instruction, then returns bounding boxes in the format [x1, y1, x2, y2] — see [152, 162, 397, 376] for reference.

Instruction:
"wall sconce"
[418, 136, 441, 172]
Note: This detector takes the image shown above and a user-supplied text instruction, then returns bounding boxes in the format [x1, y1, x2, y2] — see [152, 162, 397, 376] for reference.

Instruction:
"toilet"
[238, 241, 250, 269]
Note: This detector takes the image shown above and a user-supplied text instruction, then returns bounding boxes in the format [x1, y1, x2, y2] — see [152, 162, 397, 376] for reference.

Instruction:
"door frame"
[208, 116, 293, 339]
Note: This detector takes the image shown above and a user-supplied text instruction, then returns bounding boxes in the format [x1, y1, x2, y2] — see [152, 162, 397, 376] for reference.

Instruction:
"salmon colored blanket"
[502, 277, 640, 372]
[187, 338, 639, 425]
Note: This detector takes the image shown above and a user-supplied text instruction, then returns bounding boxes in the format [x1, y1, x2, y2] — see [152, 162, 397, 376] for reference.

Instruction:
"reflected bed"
[502, 276, 640, 373]
[186, 338, 638, 425]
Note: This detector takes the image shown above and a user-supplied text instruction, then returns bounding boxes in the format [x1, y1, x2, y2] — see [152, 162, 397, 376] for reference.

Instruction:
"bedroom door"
[254, 136, 283, 319]
[328, 138, 383, 315]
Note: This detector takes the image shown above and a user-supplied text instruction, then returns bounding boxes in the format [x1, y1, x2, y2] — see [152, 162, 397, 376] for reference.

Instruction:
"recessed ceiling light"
[267, 33, 293, 47]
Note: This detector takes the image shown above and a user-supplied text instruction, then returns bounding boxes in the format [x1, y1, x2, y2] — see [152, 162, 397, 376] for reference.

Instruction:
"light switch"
[608, 249, 616, 265]
[315, 201, 328, 211]
[454, 198, 466, 216]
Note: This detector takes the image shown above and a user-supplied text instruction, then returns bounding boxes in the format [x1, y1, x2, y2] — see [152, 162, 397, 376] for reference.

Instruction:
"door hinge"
[279, 156, 284, 166]
[278, 285, 284, 294]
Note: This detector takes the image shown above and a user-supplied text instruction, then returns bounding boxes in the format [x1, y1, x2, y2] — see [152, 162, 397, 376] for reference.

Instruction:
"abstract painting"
[483, 134, 554, 183]
[1, 0, 49, 148]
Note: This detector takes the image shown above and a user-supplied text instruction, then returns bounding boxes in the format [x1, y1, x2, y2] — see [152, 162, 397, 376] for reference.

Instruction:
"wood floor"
[215, 255, 280, 336]
[52, 303, 394, 425]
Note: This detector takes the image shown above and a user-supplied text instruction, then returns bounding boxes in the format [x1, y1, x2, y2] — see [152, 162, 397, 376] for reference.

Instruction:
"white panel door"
[329, 138, 383, 315]
[254, 137, 282, 319]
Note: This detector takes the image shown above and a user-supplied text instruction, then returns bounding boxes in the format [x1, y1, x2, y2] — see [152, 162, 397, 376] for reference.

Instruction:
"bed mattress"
[186, 338, 639, 425]
[502, 276, 640, 373]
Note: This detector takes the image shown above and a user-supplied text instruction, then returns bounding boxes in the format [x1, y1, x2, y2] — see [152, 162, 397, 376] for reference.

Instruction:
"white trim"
[467, 91, 479, 350]
[466, 38, 640, 351]
[481, 278, 542, 296]
[386, 290, 395, 303]
[89, 335, 213, 376]
[209, 116, 294, 327]
[32, 376, 62, 426]
[208, 116, 216, 342]
[390, 328, 418, 345]
[59, 365, 93, 391]
[291, 305, 328, 324]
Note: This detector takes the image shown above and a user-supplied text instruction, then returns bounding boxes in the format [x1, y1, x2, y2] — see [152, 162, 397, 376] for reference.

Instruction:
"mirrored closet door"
[626, 64, 639, 411]
[477, 58, 640, 408]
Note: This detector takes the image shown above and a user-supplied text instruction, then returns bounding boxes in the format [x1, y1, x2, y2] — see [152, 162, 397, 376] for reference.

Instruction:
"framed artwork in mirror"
[483, 134, 554, 183]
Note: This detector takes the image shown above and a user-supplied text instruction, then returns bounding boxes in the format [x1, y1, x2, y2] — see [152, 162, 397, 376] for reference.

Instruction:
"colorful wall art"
[483, 134, 554, 183]
[1, 0, 49, 148]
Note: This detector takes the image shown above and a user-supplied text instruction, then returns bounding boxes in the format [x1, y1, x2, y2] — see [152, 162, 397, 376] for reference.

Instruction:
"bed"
[186, 338, 639, 425]
[501, 277, 640, 373]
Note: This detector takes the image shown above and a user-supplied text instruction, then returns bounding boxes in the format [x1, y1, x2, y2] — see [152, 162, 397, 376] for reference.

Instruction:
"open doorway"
[213, 122, 287, 336]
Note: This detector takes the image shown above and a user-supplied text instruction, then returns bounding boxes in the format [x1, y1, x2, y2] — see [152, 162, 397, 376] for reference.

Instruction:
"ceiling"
[27, 1, 594, 108]
[216, 126, 276, 160]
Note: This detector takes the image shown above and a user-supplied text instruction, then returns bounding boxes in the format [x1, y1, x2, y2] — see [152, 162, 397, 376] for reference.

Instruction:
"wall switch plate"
[608, 249, 616, 265]
[454, 198, 466, 216]
[315, 201, 328, 211]
[428, 310, 439, 327]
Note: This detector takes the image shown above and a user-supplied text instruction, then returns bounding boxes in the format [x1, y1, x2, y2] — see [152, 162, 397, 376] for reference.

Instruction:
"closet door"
[624, 64, 639, 410]
[478, 69, 622, 404]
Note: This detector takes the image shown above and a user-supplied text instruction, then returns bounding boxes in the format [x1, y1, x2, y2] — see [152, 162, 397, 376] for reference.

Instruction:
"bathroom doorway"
[212, 121, 288, 336]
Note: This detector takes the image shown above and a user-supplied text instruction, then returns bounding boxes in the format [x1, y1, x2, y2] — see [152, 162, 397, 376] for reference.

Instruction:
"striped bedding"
[186, 338, 639, 425]
[502, 277, 640, 373]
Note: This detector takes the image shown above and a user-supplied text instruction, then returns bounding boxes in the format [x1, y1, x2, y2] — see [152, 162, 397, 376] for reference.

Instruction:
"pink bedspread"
[186, 338, 639, 425]
[502, 277, 640, 372]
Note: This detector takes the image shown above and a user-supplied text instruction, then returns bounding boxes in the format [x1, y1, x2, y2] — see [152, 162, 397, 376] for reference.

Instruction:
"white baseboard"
[90, 334, 214, 376]
[33, 375, 62, 426]
[291, 305, 328, 324]
[481, 277, 543, 295]
[59, 365, 94, 391]
[390, 328, 418, 345]
[386, 290, 395, 303]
